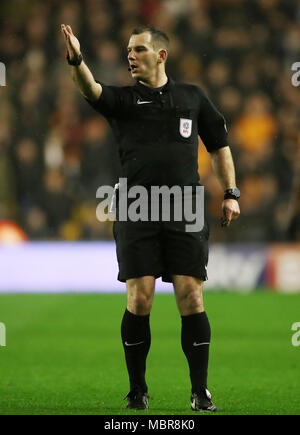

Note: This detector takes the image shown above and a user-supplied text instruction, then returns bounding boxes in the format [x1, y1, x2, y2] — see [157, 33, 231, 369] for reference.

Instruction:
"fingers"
[222, 206, 232, 227]
[61, 24, 73, 34]
[61, 24, 73, 39]
[66, 25, 73, 35]
[61, 24, 72, 54]
[61, 24, 68, 40]
[221, 200, 240, 227]
[221, 211, 233, 227]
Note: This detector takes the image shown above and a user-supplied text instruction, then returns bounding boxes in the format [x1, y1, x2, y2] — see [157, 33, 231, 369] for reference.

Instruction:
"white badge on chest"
[179, 118, 192, 138]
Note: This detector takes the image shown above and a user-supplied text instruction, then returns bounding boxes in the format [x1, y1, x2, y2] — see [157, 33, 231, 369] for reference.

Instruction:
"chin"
[132, 72, 141, 79]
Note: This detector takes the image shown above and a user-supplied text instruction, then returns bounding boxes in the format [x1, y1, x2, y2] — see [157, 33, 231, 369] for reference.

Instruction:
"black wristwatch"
[224, 187, 240, 201]
[66, 51, 83, 66]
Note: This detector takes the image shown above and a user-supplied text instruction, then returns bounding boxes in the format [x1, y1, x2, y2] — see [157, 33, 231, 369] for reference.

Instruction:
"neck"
[139, 68, 168, 89]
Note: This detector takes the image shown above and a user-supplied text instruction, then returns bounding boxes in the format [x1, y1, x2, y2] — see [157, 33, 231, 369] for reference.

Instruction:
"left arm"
[209, 146, 240, 227]
[196, 86, 240, 226]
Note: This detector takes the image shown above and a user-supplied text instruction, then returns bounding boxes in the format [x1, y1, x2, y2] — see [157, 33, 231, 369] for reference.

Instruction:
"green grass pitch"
[0, 291, 299, 415]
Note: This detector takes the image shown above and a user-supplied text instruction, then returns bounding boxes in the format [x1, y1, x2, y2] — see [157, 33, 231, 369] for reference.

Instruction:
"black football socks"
[121, 309, 151, 394]
[181, 311, 211, 393]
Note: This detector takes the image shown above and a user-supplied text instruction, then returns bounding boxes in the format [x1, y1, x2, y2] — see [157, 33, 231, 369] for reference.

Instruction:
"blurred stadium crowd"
[0, 0, 300, 242]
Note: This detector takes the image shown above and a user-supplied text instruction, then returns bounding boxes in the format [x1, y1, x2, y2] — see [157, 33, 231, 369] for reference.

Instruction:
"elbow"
[84, 83, 102, 102]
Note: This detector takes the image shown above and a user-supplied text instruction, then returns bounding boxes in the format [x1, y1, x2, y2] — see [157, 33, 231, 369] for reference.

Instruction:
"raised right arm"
[61, 24, 102, 102]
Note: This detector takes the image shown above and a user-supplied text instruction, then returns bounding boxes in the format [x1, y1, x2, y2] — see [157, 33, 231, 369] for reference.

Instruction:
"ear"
[157, 49, 168, 64]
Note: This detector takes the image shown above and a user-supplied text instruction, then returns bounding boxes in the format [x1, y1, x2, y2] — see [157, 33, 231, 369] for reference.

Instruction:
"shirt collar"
[135, 77, 175, 94]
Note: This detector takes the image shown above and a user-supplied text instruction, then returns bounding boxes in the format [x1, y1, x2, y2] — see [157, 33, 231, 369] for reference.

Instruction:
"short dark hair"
[131, 25, 169, 51]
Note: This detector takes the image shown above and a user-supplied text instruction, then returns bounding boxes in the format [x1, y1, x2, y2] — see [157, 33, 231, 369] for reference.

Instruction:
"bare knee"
[128, 291, 153, 315]
[174, 277, 204, 316]
[179, 288, 204, 315]
[127, 277, 155, 315]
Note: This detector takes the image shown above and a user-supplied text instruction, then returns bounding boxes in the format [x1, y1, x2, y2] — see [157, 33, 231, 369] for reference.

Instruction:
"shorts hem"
[117, 271, 163, 283]
[162, 271, 208, 283]
[117, 271, 208, 283]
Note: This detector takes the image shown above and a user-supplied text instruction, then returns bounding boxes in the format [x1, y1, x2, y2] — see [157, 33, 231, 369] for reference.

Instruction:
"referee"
[61, 24, 240, 412]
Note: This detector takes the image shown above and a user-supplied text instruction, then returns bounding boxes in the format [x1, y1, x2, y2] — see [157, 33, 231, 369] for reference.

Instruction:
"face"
[127, 32, 161, 81]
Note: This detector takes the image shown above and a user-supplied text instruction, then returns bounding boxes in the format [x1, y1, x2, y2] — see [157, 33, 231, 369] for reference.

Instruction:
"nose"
[128, 50, 136, 61]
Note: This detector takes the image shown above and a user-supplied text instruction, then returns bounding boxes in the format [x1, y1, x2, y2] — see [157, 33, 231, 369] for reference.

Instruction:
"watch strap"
[224, 188, 240, 200]
[66, 51, 83, 66]
[224, 193, 238, 200]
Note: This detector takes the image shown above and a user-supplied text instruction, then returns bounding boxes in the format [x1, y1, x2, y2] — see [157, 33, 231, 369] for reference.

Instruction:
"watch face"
[231, 188, 240, 197]
[225, 188, 240, 198]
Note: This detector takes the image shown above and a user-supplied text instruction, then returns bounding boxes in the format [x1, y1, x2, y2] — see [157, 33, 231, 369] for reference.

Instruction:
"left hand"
[221, 199, 240, 227]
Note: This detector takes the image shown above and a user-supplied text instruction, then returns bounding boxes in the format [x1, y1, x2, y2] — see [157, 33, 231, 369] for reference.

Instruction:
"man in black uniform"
[61, 24, 240, 412]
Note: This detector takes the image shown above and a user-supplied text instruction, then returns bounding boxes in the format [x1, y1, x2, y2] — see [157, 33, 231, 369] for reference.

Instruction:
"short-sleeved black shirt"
[85, 78, 228, 188]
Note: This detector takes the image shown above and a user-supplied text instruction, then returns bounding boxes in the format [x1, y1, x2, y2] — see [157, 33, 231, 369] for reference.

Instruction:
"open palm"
[61, 24, 80, 60]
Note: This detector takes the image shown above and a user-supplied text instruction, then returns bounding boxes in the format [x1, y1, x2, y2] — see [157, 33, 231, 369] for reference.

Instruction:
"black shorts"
[112, 213, 209, 283]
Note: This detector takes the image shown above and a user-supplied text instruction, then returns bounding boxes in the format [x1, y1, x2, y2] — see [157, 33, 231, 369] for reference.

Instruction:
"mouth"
[129, 64, 138, 73]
